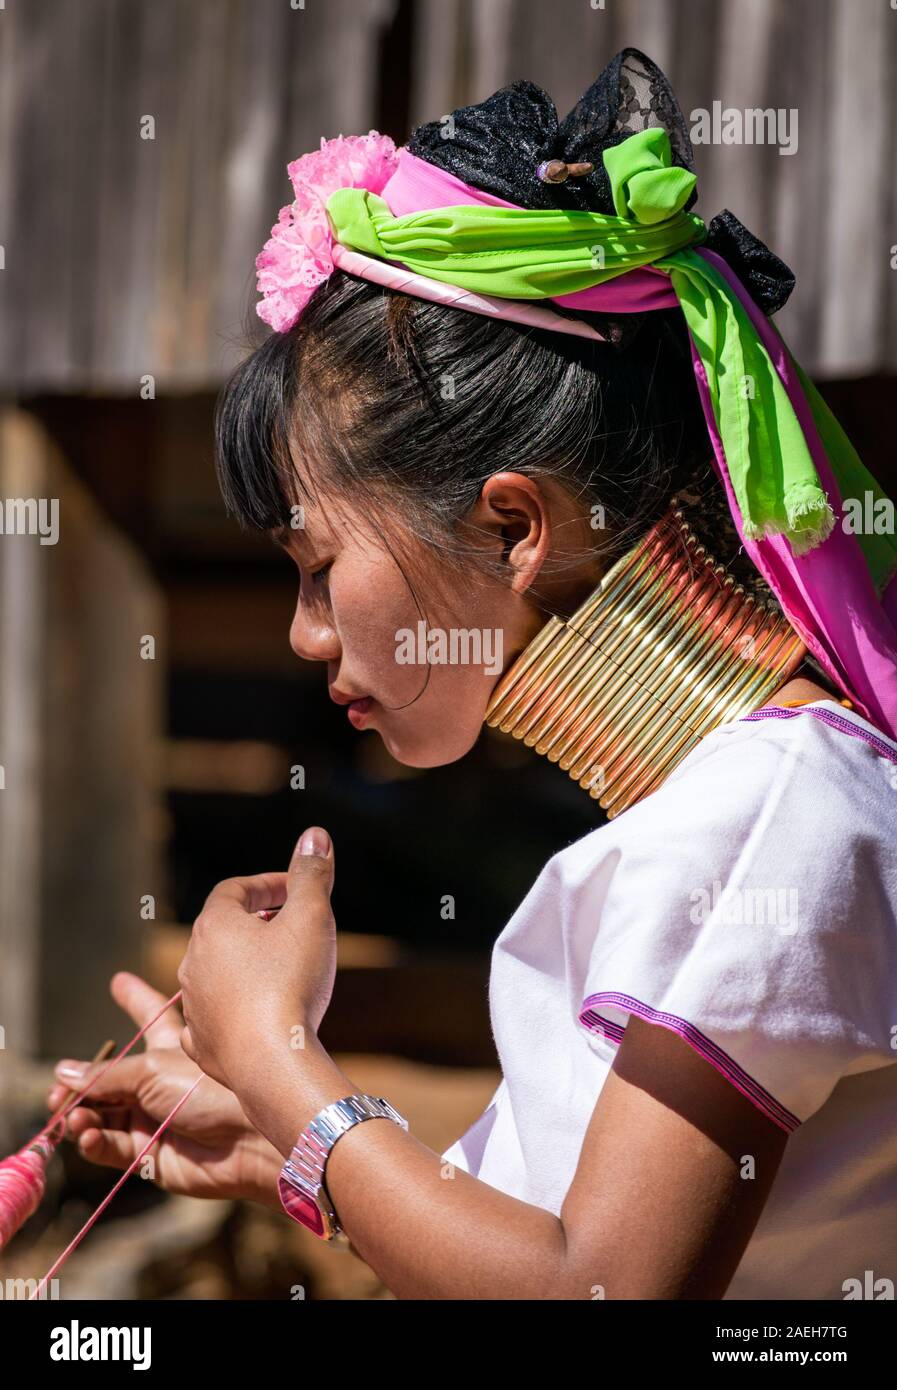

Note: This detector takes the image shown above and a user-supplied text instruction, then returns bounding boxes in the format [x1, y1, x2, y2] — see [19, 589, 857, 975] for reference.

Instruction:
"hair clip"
[535, 159, 594, 185]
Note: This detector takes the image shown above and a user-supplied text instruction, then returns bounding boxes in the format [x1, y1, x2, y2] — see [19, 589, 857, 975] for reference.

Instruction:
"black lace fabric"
[610, 50, 696, 163]
[407, 46, 794, 318]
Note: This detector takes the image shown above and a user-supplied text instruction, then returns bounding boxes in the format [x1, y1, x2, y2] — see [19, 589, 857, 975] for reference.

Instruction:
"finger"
[65, 1103, 130, 1140]
[59, 1103, 104, 1137]
[75, 1126, 141, 1172]
[53, 1054, 148, 1106]
[202, 871, 289, 917]
[110, 971, 183, 1048]
[47, 1084, 115, 1129]
[47, 1082, 71, 1111]
[282, 826, 335, 913]
[179, 1024, 197, 1064]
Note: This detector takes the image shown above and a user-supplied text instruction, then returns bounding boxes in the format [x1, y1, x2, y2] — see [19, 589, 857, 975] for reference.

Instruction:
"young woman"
[49, 50, 897, 1300]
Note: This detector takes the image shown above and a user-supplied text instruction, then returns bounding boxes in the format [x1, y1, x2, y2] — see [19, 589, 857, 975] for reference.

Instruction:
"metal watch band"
[280, 1094, 408, 1239]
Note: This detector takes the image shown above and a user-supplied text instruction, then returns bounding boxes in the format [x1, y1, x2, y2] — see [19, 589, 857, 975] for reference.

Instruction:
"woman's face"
[275, 472, 601, 767]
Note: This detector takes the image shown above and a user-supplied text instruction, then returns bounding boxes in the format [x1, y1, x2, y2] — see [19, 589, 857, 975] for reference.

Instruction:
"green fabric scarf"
[326, 127, 887, 562]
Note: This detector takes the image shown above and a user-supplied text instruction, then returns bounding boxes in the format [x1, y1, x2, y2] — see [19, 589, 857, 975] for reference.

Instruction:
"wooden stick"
[48, 1039, 117, 1133]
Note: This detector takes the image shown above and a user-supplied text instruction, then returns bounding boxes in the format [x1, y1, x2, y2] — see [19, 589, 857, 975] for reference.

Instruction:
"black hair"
[214, 268, 721, 613]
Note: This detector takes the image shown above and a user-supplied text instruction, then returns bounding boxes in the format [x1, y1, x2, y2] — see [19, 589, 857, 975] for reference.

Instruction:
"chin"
[377, 720, 482, 769]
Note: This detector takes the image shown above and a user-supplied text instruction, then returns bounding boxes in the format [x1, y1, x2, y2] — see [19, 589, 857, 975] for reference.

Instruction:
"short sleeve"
[570, 715, 897, 1133]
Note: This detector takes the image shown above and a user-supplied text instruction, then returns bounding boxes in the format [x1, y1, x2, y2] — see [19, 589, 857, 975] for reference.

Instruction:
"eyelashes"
[310, 563, 332, 584]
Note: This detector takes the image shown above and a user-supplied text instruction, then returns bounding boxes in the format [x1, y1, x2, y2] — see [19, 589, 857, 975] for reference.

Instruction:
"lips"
[346, 696, 373, 729]
[328, 686, 368, 706]
[329, 686, 374, 727]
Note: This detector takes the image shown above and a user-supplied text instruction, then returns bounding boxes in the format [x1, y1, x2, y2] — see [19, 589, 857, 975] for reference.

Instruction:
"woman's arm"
[177, 835, 787, 1300]
[235, 1014, 787, 1300]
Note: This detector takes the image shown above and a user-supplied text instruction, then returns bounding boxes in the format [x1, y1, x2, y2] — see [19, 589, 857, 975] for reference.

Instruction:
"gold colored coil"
[483, 502, 806, 818]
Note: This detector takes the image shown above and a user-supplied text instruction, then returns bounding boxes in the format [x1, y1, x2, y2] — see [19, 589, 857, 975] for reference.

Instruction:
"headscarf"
[255, 47, 897, 739]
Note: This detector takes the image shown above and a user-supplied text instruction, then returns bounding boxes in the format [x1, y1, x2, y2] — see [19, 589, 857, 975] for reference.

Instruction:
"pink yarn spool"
[0, 990, 198, 1289]
[0, 1142, 52, 1249]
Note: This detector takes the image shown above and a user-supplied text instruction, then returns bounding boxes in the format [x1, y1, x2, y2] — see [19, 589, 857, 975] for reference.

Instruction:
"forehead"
[268, 497, 356, 552]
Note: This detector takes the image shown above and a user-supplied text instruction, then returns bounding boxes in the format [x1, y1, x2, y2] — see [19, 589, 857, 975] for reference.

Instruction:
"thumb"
[110, 971, 183, 1047]
[285, 825, 335, 906]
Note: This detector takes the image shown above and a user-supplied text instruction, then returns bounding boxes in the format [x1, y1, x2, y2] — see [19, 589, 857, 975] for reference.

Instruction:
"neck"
[766, 674, 837, 706]
[485, 501, 806, 817]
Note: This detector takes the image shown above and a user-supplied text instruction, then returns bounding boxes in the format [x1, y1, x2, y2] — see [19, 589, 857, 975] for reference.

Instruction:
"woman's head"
[214, 268, 714, 766]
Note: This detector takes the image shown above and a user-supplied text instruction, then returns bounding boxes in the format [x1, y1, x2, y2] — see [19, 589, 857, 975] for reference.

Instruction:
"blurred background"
[0, 0, 895, 1298]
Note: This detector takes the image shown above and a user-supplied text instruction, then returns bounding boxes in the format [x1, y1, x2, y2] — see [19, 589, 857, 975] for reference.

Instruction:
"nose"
[288, 592, 340, 664]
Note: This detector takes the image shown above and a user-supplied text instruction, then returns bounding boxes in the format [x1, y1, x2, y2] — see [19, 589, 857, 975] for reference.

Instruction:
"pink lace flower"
[255, 131, 399, 332]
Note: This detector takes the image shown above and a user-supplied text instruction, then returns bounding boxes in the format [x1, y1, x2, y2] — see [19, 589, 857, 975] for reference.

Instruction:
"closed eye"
[310, 562, 332, 583]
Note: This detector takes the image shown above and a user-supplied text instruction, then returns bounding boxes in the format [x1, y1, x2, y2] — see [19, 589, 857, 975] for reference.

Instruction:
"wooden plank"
[0, 408, 165, 1063]
[0, 412, 47, 1104]
[764, 0, 833, 366]
[820, 0, 892, 374]
[2, 0, 896, 389]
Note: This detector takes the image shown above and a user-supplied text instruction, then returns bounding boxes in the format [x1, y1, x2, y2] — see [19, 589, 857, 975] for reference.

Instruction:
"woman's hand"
[176, 827, 340, 1131]
[47, 972, 284, 1209]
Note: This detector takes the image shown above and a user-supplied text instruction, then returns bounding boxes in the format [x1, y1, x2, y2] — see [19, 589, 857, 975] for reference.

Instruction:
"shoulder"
[557, 706, 897, 1126]
[530, 701, 897, 1004]
[554, 701, 897, 891]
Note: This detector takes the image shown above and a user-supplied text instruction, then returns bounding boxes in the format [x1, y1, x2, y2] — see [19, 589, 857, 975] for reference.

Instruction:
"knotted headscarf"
[256, 48, 897, 739]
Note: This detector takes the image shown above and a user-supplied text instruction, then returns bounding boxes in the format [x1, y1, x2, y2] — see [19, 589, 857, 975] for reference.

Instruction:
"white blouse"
[442, 701, 897, 1300]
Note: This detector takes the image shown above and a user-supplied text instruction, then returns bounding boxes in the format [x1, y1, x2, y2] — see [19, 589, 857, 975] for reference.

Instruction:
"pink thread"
[0, 989, 185, 1254]
[30, 1076, 203, 1299]
[0, 1147, 51, 1248]
[32, 989, 185, 1148]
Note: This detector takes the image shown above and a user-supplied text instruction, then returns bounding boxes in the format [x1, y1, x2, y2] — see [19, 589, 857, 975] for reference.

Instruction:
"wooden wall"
[1, 0, 895, 393]
[0, 409, 163, 1074]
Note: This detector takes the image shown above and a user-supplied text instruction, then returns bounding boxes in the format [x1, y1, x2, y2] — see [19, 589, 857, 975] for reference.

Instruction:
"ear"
[466, 472, 552, 596]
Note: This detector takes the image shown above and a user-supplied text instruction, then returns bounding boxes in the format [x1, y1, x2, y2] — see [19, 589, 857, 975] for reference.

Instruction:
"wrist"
[237, 1033, 356, 1159]
[277, 1093, 410, 1244]
[239, 1134, 291, 1212]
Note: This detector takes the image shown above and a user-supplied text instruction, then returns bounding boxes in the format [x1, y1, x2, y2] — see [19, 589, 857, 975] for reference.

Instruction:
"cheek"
[329, 562, 429, 699]
[336, 571, 508, 763]
[329, 560, 504, 729]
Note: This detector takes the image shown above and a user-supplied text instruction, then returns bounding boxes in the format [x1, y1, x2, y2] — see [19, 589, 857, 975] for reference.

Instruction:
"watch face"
[278, 1174, 331, 1239]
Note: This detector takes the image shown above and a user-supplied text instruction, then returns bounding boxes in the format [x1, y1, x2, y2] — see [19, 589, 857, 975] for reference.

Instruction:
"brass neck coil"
[484, 502, 806, 818]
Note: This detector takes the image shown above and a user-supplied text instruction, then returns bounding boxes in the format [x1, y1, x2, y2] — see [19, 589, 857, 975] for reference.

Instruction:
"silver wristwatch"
[277, 1094, 408, 1244]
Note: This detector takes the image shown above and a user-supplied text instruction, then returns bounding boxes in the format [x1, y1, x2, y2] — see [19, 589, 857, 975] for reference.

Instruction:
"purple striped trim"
[579, 992, 801, 1134]
[740, 704, 897, 765]
[582, 1012, 626, 1046]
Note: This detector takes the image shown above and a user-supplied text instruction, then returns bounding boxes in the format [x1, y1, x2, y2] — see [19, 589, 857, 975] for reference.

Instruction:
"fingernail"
[298, 827, 330, 858]
[55, 1060, 85, 1079]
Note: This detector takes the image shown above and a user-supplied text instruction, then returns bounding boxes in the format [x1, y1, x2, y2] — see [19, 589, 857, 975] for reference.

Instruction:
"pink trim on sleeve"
[579, 992, 801, 1134]
[739, 704, 897, 765]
